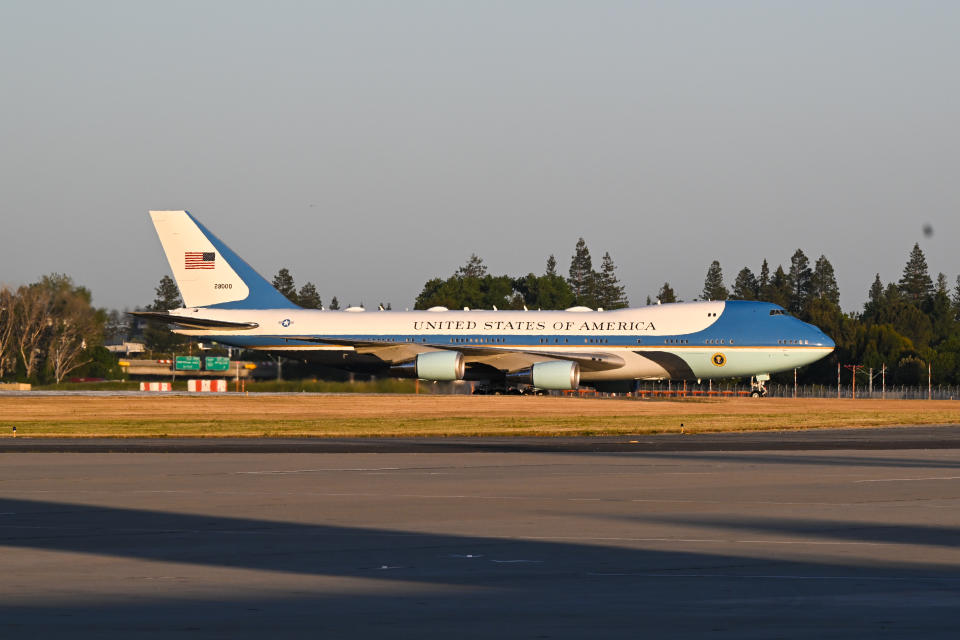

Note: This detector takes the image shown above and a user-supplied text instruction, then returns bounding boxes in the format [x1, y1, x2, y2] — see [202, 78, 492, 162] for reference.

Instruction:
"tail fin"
[149, 210, 299, 310]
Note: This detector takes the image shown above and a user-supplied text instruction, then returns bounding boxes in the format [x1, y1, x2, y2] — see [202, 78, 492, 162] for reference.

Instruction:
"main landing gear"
[750, 374, 770, 397]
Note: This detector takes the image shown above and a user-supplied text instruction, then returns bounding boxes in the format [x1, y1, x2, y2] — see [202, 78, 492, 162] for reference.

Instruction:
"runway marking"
[492, 559, 543, 564]
[525, 536, 889, 547]
[585, 572, 960, 581]
[238, 468, 403, 474]
[855, 476, 960, 483]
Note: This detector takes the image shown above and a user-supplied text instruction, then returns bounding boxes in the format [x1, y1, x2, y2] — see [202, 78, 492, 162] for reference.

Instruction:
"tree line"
[0, 275, 118, 383]
[414, 238, 628, 311]
[672, 244, 960, 386]
[4, 239, 959, 389]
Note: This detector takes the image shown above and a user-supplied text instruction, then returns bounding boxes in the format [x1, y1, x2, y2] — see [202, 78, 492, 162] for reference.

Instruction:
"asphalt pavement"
[2, 433, 959, 638]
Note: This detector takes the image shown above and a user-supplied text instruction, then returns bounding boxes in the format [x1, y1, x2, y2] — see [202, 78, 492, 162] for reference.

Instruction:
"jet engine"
[506, 361, 580, 390]
[392, 351, 465, 381]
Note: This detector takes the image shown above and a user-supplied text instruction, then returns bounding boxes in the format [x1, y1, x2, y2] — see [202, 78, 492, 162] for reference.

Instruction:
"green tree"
[596, 252, 628, 309]
[731, 267, 758, 300]
[568, 238, 598, 307]
[545, 254, 559, 276]
[657, 282, 677, 304]
[701, 260, 728, 301]
[514, 257, 575, 309]
[863, 273, 885, 320]
[809, 255, 840, 306]
[0, 287, 16, 379]
[761, 265, 791, 308]
[953, 275, 960, 320]
[898, 243, 933, 305]
[537, 255, 575, 309]
[152, 275, 182, 311]
[272, 268, 299, 305]
[787, 249, 813, 314]
[297, 282, 322, 309]
[458, 254, 487, 279]
[144, 275, 186, 355]
[329, 296, 340, 310]
[758, 259, 770, 293]
[930, 273, 954, 343]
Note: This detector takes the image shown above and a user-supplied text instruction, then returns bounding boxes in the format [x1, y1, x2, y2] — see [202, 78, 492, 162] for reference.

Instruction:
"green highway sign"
[175, 356, 201, 371]
[205, 356, 231, 371]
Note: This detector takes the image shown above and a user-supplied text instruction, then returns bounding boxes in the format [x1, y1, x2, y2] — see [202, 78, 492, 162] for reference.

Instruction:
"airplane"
[133, 211, 835, 396]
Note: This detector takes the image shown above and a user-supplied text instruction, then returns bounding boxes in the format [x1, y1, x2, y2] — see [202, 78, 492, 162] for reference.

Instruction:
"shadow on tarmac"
[2, 496, 959, 638]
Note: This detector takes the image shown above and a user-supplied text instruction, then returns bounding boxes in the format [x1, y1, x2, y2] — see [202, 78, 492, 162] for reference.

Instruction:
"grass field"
[1, 395, 958, 438]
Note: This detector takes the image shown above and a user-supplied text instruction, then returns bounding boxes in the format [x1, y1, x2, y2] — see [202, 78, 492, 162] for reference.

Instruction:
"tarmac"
[2, 427, 960, 638]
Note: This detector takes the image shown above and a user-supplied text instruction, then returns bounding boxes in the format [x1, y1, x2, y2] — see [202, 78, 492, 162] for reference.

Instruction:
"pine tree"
[787, 249, 813, 314]
[144, 275, 185, 354]
[758, 259, 770, 291]
[272, 268, 298, 305]
[657, 282, 677, 303]
[568, 238, 597, 307]
[809, 255, 840, 305]
[329, 296, 340, 310]
[150, 275, 183, 311]
[765, 265, 790, 308]
[545, 254, 558, 277]
[898, 243, 933, 304]
[531, 255, 575, 309]
[731, 267, 758, 300]
[297, 282, 322, 309]
[457, 254, 487, 279]
[596, 252, 628, 309]
[864, 273, 885, 318]
[701, 261, 728, 301]
[953, 275, 960, 320]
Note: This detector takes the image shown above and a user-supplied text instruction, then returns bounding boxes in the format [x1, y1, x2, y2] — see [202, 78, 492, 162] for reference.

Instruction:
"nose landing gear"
[750, 374, 770, 397]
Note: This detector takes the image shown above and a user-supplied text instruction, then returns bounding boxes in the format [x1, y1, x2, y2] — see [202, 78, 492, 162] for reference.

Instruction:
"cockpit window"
[769, 309, 786, 316]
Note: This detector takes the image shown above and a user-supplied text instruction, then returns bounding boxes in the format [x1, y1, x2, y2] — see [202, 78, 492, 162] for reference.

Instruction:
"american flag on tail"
[184, 252, 215, 269]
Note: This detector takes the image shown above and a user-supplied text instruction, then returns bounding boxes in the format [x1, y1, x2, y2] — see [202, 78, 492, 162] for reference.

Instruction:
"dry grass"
[1, 395, 958, 438]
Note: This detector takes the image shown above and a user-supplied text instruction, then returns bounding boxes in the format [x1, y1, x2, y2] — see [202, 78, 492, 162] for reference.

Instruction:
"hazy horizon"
[2, 2, 958, 312]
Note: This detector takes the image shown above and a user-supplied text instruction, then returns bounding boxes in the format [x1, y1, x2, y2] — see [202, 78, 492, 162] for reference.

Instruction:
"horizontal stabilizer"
[129, 311, 259, 331]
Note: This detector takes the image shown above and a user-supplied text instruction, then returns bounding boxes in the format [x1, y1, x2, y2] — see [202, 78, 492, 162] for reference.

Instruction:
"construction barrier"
[139, 382, 172, 392]
[187, 379, 227, 393]
[0, 383, 32, 391]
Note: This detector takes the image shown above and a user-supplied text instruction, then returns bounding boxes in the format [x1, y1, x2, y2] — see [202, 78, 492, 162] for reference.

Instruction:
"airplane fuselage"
[168, 300, 834, 382]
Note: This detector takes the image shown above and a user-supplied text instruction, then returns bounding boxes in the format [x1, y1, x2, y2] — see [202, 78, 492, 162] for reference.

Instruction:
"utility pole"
[882, 363, 886, 399]
[793, 368, 797, 398]
[844, 364, 864, 400]
[868, 367, 873, 398]
[837, 362, 841, 399]
[928, 362, 932, 400]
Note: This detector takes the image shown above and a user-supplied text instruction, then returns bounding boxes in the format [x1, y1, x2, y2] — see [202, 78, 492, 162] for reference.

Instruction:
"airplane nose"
[806, 324, 835, 351]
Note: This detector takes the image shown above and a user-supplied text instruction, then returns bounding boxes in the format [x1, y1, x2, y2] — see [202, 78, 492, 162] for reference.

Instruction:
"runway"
[2, 431, 960, 638]
[3, 424, 960, 452]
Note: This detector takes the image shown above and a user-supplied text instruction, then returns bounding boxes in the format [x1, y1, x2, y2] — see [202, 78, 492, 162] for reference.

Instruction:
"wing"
[286, 336, 625, 372]
[129, 311, 259, 330]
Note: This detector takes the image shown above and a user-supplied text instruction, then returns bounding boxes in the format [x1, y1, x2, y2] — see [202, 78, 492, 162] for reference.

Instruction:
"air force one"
[134, 211, 835, 395]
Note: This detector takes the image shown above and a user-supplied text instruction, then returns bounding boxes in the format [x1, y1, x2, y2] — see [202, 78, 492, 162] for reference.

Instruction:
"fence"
[629, 381, 960, 400]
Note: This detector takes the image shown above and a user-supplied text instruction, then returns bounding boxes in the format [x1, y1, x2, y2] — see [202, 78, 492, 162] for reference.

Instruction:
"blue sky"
[2, 1, 958, 310]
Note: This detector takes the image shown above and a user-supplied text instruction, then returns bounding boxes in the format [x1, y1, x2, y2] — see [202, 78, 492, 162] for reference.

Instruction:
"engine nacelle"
[506, 361, 580, 390]
[392, 351, 465, 381]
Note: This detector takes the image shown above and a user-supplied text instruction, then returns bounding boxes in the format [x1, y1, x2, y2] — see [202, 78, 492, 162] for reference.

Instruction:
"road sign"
[204, 356, 231, 371]
[175, 356, 201, 371]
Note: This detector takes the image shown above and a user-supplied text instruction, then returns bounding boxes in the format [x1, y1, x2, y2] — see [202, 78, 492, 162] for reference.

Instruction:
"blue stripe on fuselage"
[197, 302, 834, 350]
